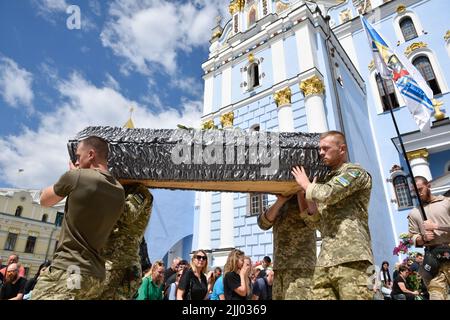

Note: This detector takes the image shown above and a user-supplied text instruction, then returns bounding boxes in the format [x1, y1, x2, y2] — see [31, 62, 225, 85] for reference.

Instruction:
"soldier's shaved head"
[319, 131, 348, 170]
[320, 131, 346, 146]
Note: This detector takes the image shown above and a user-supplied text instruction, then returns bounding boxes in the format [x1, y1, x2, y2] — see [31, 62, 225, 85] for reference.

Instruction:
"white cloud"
[101, 0, 229, 75]
[0, 56, 34, 109]
[0, 73, 202, 188]
[104, 73, 120, 90]
[36, 0, 68, 12]
[170, 76, 203, 98]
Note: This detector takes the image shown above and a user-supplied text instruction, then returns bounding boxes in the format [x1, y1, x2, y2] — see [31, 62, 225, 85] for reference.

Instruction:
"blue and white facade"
[192, 0, 449, 269]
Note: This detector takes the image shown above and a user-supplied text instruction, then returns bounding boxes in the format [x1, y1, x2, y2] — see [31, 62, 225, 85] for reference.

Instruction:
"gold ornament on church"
[229, 0, 245, 15]
[368, 60, 375, 71]
[445, 30, 450, 41]
[300, 76, 325, 97]
[404, 42, 427, 56]
[406, 148, 429, 161]
[396, 5, 406, 14]
[202, 120, 217, 130]
[273, 88, 292, 107]
[220, 112, 235, 128]
[432, 99, 446, 121]
[276, 0, 290, 14]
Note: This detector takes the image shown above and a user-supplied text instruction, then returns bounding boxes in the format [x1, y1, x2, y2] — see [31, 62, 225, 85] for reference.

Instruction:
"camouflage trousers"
[309, 261, 373, 300]
[98, 262, 142, 300]
[285, 269, 315, 300]
[427, 261, 450, 300]
[32, 267, 102, 300]
[273, 268, 313, 300]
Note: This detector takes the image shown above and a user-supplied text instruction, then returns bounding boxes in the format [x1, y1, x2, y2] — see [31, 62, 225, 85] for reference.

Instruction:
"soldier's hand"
[423, 231, 435, 242]
[423, 220, 438, 231]
[291, 166, 311, 190]
[276, 194, 293, 203]
[69, 160, 78, 170]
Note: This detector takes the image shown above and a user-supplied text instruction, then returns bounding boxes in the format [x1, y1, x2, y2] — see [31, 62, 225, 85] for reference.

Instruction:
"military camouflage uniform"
[305, 162, 374, 300]
[98, 184, 153, 300]
[258, 196, 317, 300]
[32, 267, 102, 300]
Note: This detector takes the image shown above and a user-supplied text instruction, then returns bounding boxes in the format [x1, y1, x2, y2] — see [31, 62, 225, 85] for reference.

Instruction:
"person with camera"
[408, 176, 450, 300]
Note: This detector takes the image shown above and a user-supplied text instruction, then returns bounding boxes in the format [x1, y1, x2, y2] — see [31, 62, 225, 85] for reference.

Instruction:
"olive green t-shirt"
[53, 168, 125, 279]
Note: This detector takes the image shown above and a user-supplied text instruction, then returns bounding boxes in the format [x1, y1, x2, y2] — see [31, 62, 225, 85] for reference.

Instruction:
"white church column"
[300, 75, 328, 133]
[220, 193, 234, 248]
[406, 148, 432, 181]
[203, 74, 213, 115]
[219, 112, 235, 249]
[274, 87, 294, 132]
[294, 20, 318, 73]
[271, 38, 286, 85]
[197, 192, 212, 250]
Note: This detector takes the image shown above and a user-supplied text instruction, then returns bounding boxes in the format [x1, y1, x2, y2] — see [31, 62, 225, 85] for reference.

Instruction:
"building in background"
[193, 0, 449, 269]
[0, 189, 63, 277]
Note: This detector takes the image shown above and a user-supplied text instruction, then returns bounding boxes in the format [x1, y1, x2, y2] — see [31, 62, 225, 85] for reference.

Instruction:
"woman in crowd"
[379, 261, 392, 297]
[176, 250, 208, 300]
[223, 249, 251, 300]
[391, 265, 420, 300]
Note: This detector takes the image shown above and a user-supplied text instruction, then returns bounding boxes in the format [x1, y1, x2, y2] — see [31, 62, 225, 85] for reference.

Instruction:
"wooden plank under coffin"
[68, 126, 329, 195]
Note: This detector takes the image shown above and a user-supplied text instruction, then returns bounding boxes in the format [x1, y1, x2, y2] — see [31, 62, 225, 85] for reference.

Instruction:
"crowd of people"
[1, 130, 448, 300]
[0, 254, 50, 300]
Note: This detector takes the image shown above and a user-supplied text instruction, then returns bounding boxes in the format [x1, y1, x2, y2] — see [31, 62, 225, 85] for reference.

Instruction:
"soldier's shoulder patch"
[334, 176, 350, 187]
[348, 169, 362, 179]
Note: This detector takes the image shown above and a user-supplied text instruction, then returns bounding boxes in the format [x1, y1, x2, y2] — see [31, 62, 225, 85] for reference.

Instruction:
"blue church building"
[188, 0, 449, 270]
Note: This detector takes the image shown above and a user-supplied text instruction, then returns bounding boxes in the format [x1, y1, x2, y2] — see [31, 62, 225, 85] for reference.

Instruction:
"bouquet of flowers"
[393, 233, 414, 256]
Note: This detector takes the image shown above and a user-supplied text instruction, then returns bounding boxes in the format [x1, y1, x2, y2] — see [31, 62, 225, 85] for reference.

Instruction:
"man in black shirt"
[0, 263, 26, 300]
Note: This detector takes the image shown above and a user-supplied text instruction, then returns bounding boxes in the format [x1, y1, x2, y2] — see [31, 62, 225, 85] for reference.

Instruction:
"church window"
[247, 62, 260, 90]
[375, 73, 399, 111]
[248, 7, 257, 27]
[399, 17, 418, 42]
[413, 56, 442, 95]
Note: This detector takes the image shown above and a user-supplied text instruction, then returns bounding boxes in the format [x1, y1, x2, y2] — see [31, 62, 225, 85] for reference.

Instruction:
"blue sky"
[0, 0, 228, 188]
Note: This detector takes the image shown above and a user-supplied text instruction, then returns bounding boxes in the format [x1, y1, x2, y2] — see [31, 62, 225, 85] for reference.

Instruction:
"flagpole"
[379, 78, 428, 221]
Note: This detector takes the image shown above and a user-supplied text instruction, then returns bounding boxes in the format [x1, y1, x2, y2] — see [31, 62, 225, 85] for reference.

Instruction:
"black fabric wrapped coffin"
[68, 126, 329, 194]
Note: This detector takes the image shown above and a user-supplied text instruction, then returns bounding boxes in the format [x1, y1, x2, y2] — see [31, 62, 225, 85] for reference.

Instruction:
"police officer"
[99, 183, 153, 300]
[292, 130, 374, 300]
[257, 191, 317, 300]
[409, 176, 450, 300]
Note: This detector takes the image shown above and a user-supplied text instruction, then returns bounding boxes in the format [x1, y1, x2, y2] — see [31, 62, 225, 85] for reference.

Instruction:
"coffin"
[68, 126, 328, 195]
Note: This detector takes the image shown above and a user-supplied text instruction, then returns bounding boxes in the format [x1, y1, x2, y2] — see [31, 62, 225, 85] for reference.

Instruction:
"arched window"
[393, 175, 413, 208]
[375, 73, 399, 111]
[42, 214, 48, 223]
[399, 17, 418, 41]
[15, 206, 23, 217]
[248, 7, 256, 27]
[247, 62, 260, 90]
[413, 56, 442, 95]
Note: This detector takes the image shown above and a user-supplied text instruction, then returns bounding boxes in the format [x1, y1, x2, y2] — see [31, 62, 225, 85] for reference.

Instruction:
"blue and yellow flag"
[361, 17, 434, 132]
